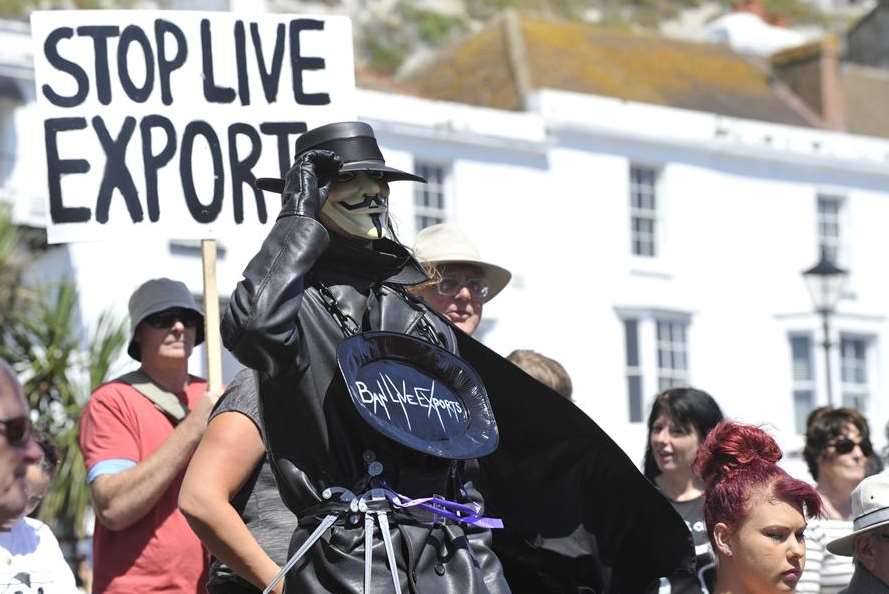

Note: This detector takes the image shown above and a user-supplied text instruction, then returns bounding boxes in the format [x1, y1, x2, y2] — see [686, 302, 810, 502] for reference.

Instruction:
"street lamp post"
[802, 249, 849, 408]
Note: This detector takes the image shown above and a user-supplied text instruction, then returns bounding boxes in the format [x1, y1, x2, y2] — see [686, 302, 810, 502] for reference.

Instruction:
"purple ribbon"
[382, 488, 504, 529]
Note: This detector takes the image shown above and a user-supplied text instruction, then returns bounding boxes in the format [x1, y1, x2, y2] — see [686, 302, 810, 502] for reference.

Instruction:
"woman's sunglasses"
[144, 308, 201, 329]
[0, 416, 31, 447]
[830, 436, 873, 456]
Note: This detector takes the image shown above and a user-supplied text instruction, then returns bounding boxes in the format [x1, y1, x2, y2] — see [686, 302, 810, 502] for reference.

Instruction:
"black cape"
[456, 332, 695, 593]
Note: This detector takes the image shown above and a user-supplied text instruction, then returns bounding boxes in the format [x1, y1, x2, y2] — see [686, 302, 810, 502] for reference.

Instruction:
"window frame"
[816, 193, 844, 264]
[623, 318, 644, 423]
[655, 318, 689, 391]
[413, 160, 449, 231]
[839, 333, 872, 413]
[618, 309, 691, 423]
[629, 164, 661, 258]
[788, 333, 816, 434]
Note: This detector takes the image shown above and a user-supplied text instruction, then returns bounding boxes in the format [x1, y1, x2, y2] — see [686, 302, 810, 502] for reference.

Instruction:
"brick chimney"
[771, 36, 845, 131]
[819, 36, 845, 130]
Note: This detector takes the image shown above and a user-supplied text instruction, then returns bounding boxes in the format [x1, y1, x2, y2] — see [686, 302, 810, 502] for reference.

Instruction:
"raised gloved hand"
[278, 149, 343, 220]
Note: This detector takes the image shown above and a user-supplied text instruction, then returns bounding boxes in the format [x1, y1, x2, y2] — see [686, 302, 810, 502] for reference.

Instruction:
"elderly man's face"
[417, 264, 487, 335]
[856, 529, 889, 586]
[135, 308, 198, 367]
[0, 361, 42, 523]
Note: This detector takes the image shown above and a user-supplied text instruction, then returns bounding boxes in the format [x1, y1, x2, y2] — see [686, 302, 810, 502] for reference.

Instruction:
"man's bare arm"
[90, 390, 220, 531]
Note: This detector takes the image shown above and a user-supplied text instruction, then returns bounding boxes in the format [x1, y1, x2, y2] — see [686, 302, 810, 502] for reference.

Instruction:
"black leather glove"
[278, 149, 342, 219]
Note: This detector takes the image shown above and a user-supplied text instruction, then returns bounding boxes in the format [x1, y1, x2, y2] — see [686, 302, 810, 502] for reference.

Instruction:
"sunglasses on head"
[0, 416, 31, 447]
[830, 436, 873, 456]
[436, 277, 489, 300]
[143, 308, 201, 330]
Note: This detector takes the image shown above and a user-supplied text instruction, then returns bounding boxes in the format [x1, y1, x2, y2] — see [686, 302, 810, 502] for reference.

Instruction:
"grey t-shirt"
[207, 369, 298, 590]
[665, 495, 715, 594]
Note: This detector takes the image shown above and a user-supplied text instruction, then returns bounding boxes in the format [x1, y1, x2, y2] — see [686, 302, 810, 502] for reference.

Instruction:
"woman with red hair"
[697, 421, 822, 594]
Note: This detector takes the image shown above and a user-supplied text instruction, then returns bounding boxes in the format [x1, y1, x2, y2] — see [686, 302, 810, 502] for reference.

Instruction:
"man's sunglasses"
[0, 416, 31, 447]
[143, 308, 202, 330]
[830, 436, 873, 456]
[436, 277, 489, 300]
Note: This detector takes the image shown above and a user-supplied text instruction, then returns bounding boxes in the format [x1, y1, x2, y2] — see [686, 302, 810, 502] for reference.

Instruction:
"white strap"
[263, 514, 339, 594]
[377, 511, 403, 594]
[364, 512, 375, 593]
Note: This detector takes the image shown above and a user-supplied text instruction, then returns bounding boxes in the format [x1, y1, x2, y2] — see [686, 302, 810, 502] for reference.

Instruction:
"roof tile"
[402, 14, 812, 126]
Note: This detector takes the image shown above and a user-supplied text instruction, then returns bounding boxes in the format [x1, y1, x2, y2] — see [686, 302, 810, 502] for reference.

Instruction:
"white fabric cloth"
[0, 517, 78, 593]
[798, 517, 856, 594]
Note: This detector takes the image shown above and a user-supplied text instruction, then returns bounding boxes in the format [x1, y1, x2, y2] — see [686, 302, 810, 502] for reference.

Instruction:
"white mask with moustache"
[320, 171, 390, 240]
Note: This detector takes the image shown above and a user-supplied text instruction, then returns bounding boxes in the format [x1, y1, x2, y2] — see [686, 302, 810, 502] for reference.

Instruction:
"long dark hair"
[643, 387, 724, 481]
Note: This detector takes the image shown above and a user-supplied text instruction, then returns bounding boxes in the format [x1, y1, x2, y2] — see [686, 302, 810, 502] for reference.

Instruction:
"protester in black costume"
[222, 121, 695, 594]
[222, 122, 508, 593]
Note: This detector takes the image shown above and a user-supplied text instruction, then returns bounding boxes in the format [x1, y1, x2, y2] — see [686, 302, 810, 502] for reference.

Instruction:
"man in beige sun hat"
[827, 471, 889, 593]
[411, 223, 511, 335]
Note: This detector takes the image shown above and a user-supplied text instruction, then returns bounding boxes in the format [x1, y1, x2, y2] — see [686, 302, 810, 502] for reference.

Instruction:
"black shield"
[336, 331, 498, 459]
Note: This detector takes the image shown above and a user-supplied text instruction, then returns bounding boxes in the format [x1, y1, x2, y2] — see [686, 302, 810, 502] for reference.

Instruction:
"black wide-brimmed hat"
[256, 121, 426, 193]
[336, 331, 499, 460]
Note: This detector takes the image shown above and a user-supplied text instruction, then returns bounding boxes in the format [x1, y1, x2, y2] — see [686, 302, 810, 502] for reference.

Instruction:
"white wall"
[4, 32, 889, 479]
[364, 89, 889, 472]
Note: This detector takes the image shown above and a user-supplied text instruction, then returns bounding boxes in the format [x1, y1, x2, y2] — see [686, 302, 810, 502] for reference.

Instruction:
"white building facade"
[3, 18, 889, 478]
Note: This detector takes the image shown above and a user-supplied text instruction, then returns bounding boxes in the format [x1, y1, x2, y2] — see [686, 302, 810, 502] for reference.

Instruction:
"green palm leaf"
[0, 207, 127, 537]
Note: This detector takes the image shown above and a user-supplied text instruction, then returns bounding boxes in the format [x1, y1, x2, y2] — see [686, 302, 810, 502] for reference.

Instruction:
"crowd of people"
[642, 387, 889, 594]
[0, 121, 888, 593]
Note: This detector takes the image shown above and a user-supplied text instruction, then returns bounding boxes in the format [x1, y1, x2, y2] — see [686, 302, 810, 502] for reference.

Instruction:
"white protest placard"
[31, 10, 356, 244]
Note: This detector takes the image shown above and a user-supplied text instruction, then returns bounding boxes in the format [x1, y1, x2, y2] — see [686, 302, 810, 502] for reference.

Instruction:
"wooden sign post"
[201, 240, 223, 393]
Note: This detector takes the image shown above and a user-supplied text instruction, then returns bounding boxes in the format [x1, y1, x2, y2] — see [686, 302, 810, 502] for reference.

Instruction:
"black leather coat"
[222, 214, 510, 594]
